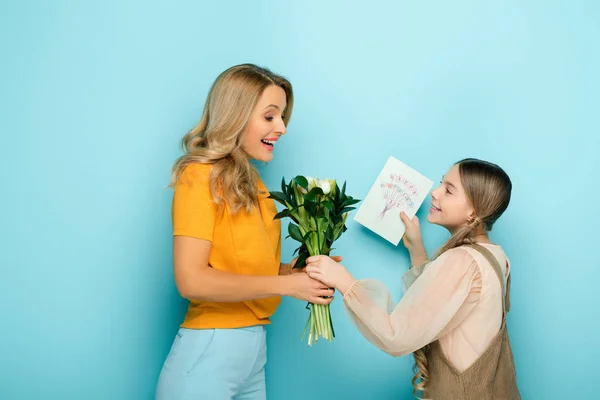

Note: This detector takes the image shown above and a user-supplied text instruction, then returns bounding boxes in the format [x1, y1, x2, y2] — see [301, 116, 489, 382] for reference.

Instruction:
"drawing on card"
[354, 156, 433, 245]
[379, 173, 418, 219]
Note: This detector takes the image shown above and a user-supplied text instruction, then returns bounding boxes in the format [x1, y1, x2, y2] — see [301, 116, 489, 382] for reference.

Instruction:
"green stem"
[308, 305, 315, 346]
[328, 304, 335, 338]
[315, 304, 321, 337]
[316, 305, 322, 339]
[325, 304, 332, 341]
[312, 215, 320, 255]
[301, 310, 310, 342]
[324, 305, 329, 340]
[321, 305, 327, 339]
[322, 308, 326, 339]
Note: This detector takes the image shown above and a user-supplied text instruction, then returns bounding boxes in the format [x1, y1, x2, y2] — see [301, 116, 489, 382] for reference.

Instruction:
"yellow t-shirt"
[172, 163, 282, 329]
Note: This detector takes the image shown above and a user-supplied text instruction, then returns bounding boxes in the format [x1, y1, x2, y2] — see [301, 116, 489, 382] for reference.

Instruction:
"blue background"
[2, 1, 598, 399]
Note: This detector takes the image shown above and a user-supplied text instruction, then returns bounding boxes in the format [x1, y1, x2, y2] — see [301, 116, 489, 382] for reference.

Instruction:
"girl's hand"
[305, 255, 355, 294]
[400, 211, 423, 251]
[400, 211, 428, 266]
[289, 255, 343, 273]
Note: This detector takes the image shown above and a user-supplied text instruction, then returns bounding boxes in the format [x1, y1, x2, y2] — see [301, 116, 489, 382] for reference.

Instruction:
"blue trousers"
[155, 325, 267, 400]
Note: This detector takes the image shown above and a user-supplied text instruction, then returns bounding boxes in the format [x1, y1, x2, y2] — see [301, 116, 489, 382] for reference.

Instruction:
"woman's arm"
[174, 236, 334, 305]
[279, 262, 293, 276]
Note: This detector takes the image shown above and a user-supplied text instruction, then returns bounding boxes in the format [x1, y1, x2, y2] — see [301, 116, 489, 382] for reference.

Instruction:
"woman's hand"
[305, 256, 355, 294]
[283, 273, 335, 305]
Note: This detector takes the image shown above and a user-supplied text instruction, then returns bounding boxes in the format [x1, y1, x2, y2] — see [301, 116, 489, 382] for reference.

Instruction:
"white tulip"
[318, 179, 332, 195]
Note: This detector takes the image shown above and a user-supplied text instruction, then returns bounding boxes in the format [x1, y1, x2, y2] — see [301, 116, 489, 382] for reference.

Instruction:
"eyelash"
[265, 114, 285, 122]
[440, 181, 452, 195]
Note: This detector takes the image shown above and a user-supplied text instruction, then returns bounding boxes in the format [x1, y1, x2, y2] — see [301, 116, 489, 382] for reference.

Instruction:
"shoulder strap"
[465, 244, 511, 323]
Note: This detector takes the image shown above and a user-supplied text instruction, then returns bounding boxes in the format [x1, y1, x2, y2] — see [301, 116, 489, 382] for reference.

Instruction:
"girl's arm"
[306, 249, 482, 356]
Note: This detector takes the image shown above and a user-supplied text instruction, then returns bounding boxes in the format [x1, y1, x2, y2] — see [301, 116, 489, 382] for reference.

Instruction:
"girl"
[305, 158, 520, 399]
[155, 64, 337, 400]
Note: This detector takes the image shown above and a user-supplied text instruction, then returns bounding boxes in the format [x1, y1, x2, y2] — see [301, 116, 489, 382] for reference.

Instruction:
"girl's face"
[240, 85, 287, 163]
[427, 164, 475, 233]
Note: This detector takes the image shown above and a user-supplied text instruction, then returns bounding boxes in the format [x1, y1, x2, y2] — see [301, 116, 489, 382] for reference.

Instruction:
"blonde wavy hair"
[411, 158, 512, 398]
[170, 64, 294, 212]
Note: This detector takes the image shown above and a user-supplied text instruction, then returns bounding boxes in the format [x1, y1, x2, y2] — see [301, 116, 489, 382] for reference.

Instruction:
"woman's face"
[240, 85, 287, 163]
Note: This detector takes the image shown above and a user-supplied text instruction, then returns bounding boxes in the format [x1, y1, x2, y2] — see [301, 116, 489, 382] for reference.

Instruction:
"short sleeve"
[172, 164, 216, 241]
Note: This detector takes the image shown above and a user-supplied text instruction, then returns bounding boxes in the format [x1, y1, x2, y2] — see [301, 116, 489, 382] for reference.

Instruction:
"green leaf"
[288, 206, 301, 215]
[281, 177, 288, 196]
[319, 217, 330, 229]
[303, 231, 316, 242]
[304, 187, 324, 202]
[340, 198, 361, 208]
[317, 206, 330, 219]
[322, 200, 333, 211]
[287, 181, 298, 207]
[325, 226, 335, 242]
[288, 223, 303, 242]
[340, 206, 357, 214]
[293, 176, 309, 190]
[274, 209, 290, 220]
[268, 191, 288, 204]
[292, 243, 308, 257]
[303, 200, 318, 216]
[330, 216, 343, 226]
[294, 251, 309, 269]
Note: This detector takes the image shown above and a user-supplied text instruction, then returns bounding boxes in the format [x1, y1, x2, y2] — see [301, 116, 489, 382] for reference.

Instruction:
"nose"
[276, 118, 287, 136]
[430, 186, 440, 200]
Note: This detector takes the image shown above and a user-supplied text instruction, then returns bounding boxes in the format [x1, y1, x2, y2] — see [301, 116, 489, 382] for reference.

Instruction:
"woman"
[155, 64, 337, 400]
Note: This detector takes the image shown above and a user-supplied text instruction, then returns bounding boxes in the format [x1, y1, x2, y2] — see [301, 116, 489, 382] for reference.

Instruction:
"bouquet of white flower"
[269, 176, 360, 345]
